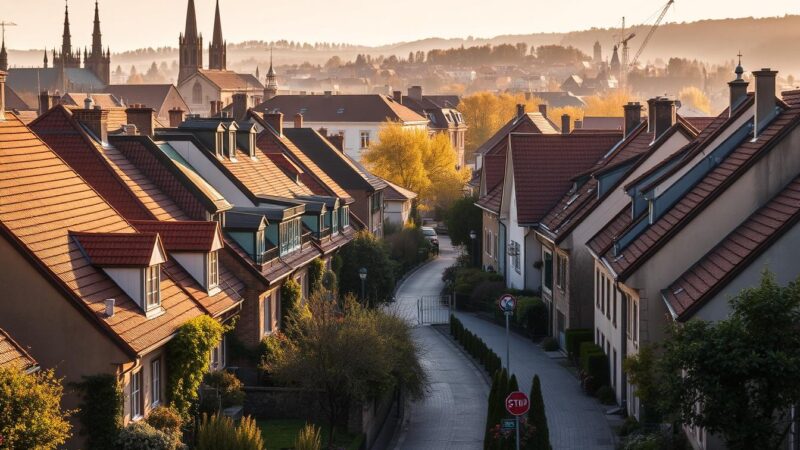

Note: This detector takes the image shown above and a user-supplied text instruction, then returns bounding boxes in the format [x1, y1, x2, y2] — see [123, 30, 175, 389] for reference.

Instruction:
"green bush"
[146, 406, 183, 448]
[472, 281, 507, 313]
[596, 385, 616, 405]
[564, 329, 593, 362]
[579, 343, 608, 395]
[197, 414, 265, 450]
[281, 279, 302, 320]
[203, 371, 245, 408]
[385, 226, 432, 277]
[338, 231, 396, 305]
[259, 331, 287, 369]
[294, 423, 322, 450]
[454, 268, 503, 310]
[449, 315, 502, 376]
[321, 270, 337, 292]
[308, 258, 325, 294]
[73, 373, 122, 450]
[116, 422, 173, 450]
[541, 337, 559, 352]
[618, 416, 641, 437]
[516, 297, 548, 336]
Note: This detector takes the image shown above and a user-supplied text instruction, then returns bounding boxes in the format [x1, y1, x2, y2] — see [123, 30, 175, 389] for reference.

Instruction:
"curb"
[431, 323, 492, 387]
[391, 255, 438, 297]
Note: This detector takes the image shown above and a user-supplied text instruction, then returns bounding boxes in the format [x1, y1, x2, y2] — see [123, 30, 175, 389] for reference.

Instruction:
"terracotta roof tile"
[131, 220, 221, 252]
[254, 94, 426, 124]
[382, 179, 417, 201]
[476, 183, 503, 213]
[0, 327, 37, 371]
[71, 231, 162, 267]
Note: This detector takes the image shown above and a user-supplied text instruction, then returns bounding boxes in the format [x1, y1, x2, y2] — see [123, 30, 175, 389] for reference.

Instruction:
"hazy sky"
[3, 0, 800, 51]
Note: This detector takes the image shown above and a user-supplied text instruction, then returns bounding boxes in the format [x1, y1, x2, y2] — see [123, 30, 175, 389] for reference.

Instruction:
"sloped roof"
[254, 94, 427, 123]
[383, 179, 418, 201]
[6, 68, 105, 94]
[663, 176, 800, 321]
[0, 112, 205, 355]
[475, 112, 559, 157]
[581, 116, 623, 131]
[4, 85, 35, 110]
[72, 231, 163, 267]
[131, 220, 222, 252]
[0, 328, 38, 371]
[510, 132, 621, 225]
[105, 84, 187, 114]
[196, 70, 264, 91]
[476, 183, 503, 214]
[61, 93, 122, 109]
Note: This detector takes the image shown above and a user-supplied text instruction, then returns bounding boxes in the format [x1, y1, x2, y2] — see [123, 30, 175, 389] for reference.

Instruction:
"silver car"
[422, 226, 439, 250]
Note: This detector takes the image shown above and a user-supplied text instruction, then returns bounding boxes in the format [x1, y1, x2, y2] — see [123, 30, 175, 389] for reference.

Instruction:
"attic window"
[337, 107, 345, 115]
[144, 265, 161, 311]
[207, 251, 219, 290]
[215, 132, 224, 156]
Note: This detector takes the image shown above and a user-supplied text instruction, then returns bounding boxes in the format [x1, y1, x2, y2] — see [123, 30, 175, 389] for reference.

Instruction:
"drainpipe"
[617, 281, 628, 412]
[499, 221, 508, 286]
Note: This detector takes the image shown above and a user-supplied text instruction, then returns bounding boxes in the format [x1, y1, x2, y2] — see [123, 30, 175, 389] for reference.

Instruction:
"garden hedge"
[565, 328, 593, 362]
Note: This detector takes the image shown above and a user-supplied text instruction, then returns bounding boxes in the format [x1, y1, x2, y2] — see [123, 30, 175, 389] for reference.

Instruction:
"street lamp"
[359, 267, 367, 303]
[469, 230, 477, 267]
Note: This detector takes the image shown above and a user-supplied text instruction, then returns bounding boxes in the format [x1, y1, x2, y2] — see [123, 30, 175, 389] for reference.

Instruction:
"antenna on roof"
[0, 21, 18, 45]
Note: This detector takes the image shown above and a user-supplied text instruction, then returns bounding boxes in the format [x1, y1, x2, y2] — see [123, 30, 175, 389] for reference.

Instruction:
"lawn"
[257, 419, 364, 450]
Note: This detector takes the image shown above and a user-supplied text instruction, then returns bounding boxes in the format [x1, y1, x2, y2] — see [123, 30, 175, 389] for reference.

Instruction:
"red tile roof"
[476, 183, 503, 213]
[383, 179, 417, 201]
[131, 220, 222, 252]
[597, 96, 800, 280]
[510, 132, 622, 225]
[0, 327, 37, 371]
[663, 176, 800, 320]
[475, 112, 559, 157]
[0, 112, 205, 354]
[255, 94, 426, 124]
[72, 231, 163, 267]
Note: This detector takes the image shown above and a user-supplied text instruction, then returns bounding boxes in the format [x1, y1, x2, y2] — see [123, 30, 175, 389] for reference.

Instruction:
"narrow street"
[389, 236, 488, 450]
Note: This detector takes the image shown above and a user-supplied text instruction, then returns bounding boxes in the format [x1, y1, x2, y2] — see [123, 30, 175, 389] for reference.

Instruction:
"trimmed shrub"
[146, 406, 182, 448]
[321, 270, 337, 292]
[579, 343, 608, 395]
[450, 315, 502, 375]
[203, 371, 245, 408]
[516, 297, 548, 336]
[618, 416, 642, 437]
[526, 375, 551, 450]
[116, 422, 173, 450]
[385, 226, 432, 278]
[596, 385, 616, 405]
[308, 258, 325, 294]
[281, 279, 302, 320]
[196, 414, 265, 450]
[564, 329, 593, 362]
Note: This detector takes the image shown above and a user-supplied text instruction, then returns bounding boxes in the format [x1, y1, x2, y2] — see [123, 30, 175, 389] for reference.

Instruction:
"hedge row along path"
[453, 311, 617, 450]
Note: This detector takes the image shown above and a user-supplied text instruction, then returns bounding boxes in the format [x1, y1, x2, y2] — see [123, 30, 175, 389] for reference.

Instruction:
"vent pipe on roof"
[623, 102, 643, 138]
[39, 90, 53, 116]
[105, 298, 115, 317]
[0, 71, 6, 121]
[73, 106, 109, 144]
[561, 114, 571, 134]
[646, 97, 657, 133]
[392, 90, 402, 104]
[753, 68, 778, 138]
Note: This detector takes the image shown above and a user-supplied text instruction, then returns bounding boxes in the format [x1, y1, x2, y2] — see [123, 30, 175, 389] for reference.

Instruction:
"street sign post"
[498, 294, 516, 373]
[505, 391, 530, 450]
[501, 418, 516, 431]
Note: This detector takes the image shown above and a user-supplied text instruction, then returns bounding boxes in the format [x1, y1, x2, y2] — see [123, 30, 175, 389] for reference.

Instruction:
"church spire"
[184, 0, 198, 41]
[179, 0, 203, 83]
[208, 0, 226, 70]
[92, 1, 102, 55]
[0, 33, 7, 72]
[264, 47, 278, 100]
[62, 0, 72, 58]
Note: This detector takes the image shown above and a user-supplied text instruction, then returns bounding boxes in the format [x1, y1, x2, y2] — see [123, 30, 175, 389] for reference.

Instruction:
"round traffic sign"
[498, 294, 517, 312]
[505, 391, 530, 416]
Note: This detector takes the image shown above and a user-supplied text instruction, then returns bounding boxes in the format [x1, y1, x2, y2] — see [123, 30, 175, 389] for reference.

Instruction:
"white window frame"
[263, 292, 273, 336]
[144, 265, 161, 311]
[151, 359, 161, 407]
[209, 336, 226, 371]
[131, 369, 143, 419]
[360, 131, 370, 149]
[207, 251, 219, 290]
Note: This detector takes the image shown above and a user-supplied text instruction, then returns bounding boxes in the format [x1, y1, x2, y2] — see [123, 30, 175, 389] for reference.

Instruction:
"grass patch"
[257, 419, 363, 450]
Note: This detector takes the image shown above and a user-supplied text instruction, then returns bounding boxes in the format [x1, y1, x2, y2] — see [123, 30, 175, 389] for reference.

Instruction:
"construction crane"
[0, 21, 17, 44]
[629, 0, 674, 68]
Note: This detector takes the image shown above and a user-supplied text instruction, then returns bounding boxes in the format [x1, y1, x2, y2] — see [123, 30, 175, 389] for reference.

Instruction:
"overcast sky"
[3, 0, 800, 51]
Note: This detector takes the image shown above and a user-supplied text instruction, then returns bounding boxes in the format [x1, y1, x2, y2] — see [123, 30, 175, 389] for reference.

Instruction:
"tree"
[337, 231, 395, 305]
[362, 122, 470, 212]
[264, 291, 426, 446]
[308, 258, 325, 295]
[526, 375, 551, 450]
[444, 195, 482, 265]
[678, 86, 712, 115]
[73, 373, 123, 450]
[624, 271, 800, 450]
[0, 367, 72, 449]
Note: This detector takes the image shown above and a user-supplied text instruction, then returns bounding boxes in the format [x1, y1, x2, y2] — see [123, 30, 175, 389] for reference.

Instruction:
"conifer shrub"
[525, 375, 551, 450]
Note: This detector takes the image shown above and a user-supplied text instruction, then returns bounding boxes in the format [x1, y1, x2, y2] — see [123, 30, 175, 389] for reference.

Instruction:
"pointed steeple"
[62, 0, 72, 58]
[0, 31, 7, 72]
[264, 47, 278, 100]
[179, 0, 203, 83]
[184, 0, 198, 41]
[92, 1, 102, 55]
[208, 0, 227, 70]
[43, 48, 49, 69]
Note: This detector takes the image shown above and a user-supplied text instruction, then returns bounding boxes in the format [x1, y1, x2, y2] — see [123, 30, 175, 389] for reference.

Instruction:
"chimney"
[126, 106, 155, 137]
[168, 107, 185, 127]
[105, 298, 115, 317]
[0, 71, 5, 121]
[294, 113, 304, 128]
[231, 92, 248, 121]
[653, 98, 677, 140]
[646, 97, 657, 133]
[561, 114, 571, 134]
[753, 68, 778, 137]
[318, 127, 328, 137]
[538, 104, 547, 118]
[392, 90, 402, 104]
[73, 106, 109, 144]
[328, 133, 344, 152]
[210, 100, 220, 117]
[516, 104, 526, 118]
[324, 90, 332, 97]
[408, 85, 422, 100]
[623, 102, 643, 138]
[39, 90, 53, 116]
[265, 112, 283, 135]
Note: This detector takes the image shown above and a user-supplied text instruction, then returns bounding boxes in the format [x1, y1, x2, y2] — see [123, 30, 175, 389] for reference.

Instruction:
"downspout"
[499, 220, 508, 286]
[619, 284, 628, 411]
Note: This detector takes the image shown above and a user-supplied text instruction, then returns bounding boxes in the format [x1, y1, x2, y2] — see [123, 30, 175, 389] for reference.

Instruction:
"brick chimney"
[653, 98, 677, 141]
[327, 132, 344, 152]
[646, 97, 658, 133]
[408, 86, 422, 100]
[538, 104, 548, 118]
[623, 102, 643, 138]
[168, 107, 185, 127]
[126, 106, 155, 137]
[210, 100, 219, 117]
[73, 106, 109, 144]
[516, 104, 526, 118]
[561, 114, 571, 134]
[265, 112, 283, 135]
[753, 68, 778, 137]
[231, 92, 248, 121]
[39, 91, 53, 116]
[0, 71, 5, 121]
[294, 113, 304, 128]
[393, 90, 402, 103]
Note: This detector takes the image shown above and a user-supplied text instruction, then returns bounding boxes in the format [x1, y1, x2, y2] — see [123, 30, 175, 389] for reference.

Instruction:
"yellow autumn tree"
[678, 86, 712, 115]
[362, 122, 470, 211]
[458, 92, 544, 164]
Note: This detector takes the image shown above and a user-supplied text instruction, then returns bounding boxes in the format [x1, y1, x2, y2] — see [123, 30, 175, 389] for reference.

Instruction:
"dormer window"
[215, 132, 224, 156]
[144, 265, 161, 311]
[279, 218, 302, 255]
[207, 251, 219, 289]
[249, 133, 257, 158]
[227, 131, 236, 159]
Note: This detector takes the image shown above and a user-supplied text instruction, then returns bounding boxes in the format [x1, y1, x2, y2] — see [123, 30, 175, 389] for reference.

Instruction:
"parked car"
[422, 226, 439, 252]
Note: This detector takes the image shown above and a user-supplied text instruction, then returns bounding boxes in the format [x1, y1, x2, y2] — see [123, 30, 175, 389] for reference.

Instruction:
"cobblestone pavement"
[453, 313, 617, 450]
[389, 236, 488, 450]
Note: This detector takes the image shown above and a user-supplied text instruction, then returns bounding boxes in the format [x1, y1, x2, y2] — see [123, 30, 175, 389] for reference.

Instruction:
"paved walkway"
[389, 237, 488, 450]
[453, 313, 617, 450]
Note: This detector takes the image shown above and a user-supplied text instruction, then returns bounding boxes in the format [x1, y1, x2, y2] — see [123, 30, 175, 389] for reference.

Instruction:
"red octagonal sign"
[505, 391, 530, 416]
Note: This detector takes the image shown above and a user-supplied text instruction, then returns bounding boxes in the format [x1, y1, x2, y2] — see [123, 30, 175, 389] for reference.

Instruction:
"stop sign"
[505, 391, 530, 416]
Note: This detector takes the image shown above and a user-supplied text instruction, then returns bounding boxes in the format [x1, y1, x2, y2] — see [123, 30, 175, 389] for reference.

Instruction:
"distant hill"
[7, 15, 800, 76]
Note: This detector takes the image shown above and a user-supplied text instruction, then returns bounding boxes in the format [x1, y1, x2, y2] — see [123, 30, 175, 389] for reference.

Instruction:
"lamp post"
[469, 230, 477, 267]
[359, 267, 367, 304]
